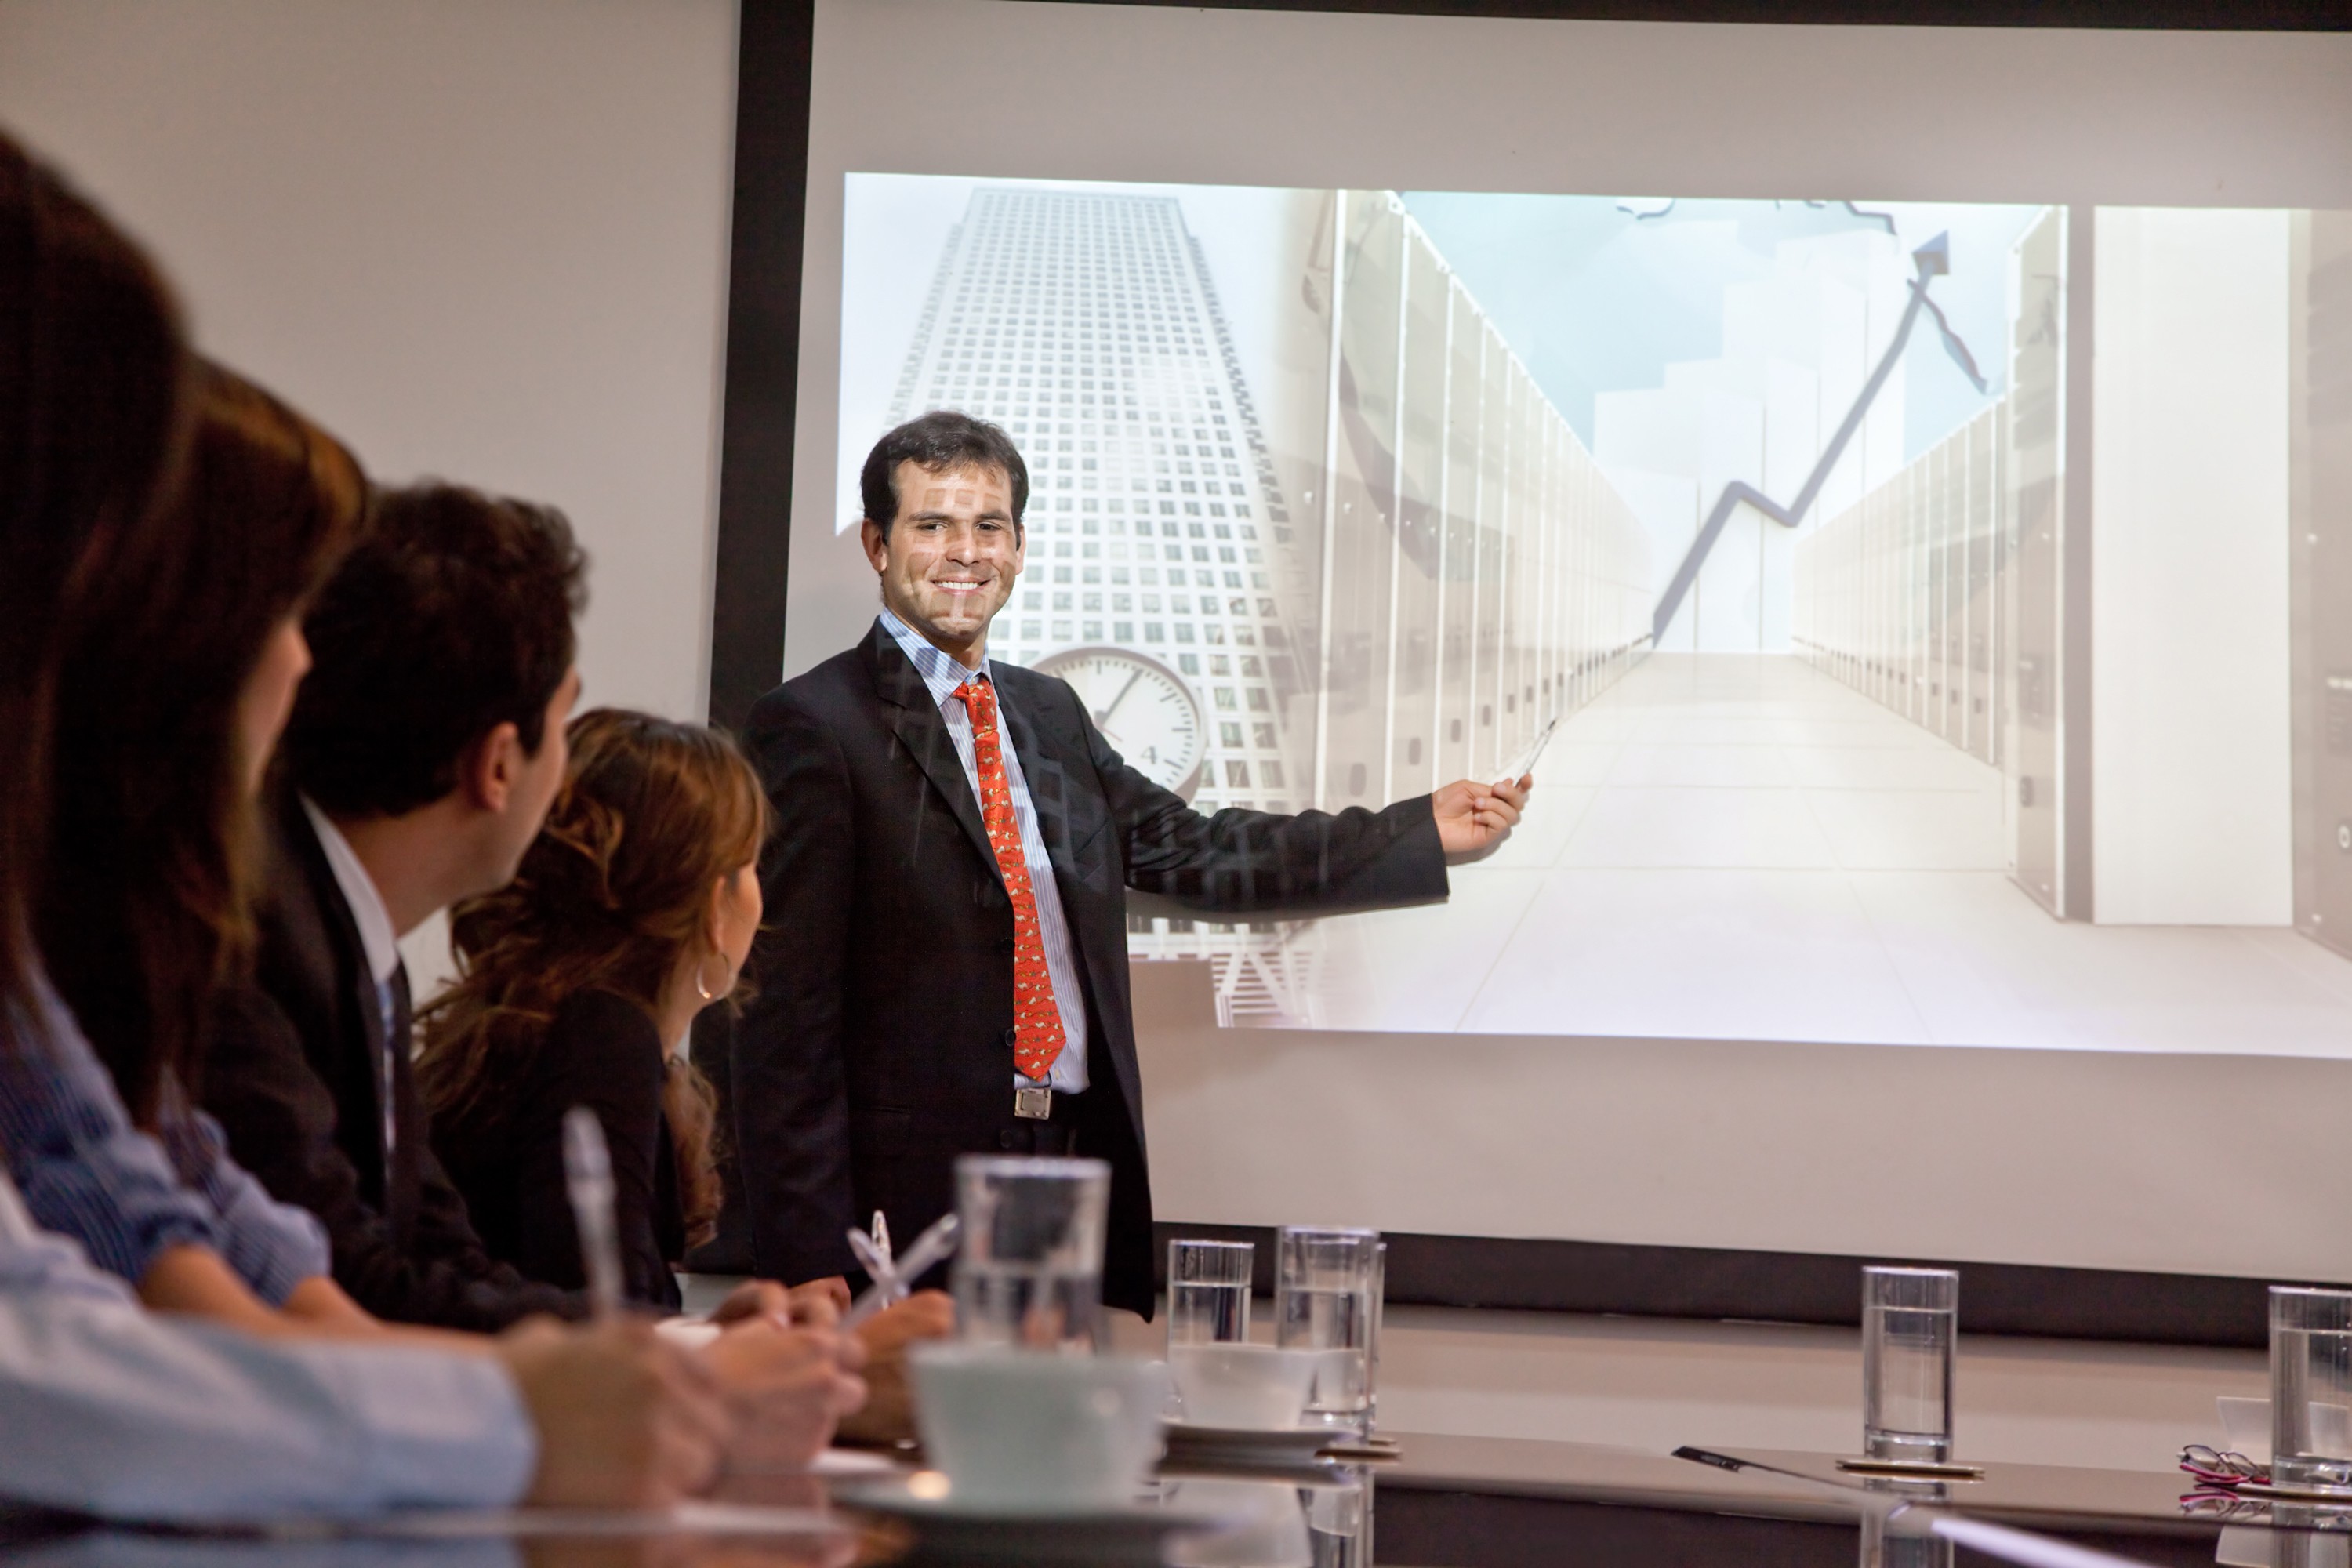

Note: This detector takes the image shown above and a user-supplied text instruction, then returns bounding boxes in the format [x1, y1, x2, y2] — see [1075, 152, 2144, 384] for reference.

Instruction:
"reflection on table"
[17, 1432, 2352, 1568]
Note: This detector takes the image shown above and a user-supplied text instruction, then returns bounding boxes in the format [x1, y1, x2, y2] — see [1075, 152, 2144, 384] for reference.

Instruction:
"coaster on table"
[833, 1476, 1238, 1566]
[1835, 1457, 1986, 1481]
[2236, 1480, 2352, 1507]
[1318, 1435, 1401, 1461]
[1163, 1422, 1354, 1466]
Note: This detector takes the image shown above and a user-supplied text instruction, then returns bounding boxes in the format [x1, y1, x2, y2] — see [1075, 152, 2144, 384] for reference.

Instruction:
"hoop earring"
[695, 949, 728, 1003]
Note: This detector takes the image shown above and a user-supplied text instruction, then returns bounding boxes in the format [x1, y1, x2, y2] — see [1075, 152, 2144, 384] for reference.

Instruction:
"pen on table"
[561, 1105, 627, 1320]
[842, 1212, 960, 1330]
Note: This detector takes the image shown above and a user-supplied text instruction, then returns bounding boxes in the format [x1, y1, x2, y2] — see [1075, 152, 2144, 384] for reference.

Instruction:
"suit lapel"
[277, 789, 394, 1195]
[866, 624, 1000, 880]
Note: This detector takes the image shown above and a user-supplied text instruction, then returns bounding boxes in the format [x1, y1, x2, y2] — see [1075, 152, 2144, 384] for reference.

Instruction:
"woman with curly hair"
[419, 709, 764, 1312]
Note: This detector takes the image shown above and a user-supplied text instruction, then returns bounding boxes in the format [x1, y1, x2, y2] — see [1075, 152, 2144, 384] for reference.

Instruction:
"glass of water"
[1167, 1238, 1254, 1350]
[1862, 1266, 1958, 1464]
[1276, 1225, 1382, 1432]
[951, 1155, 1110, 1352]
[2271, 1286, 2352, 1492]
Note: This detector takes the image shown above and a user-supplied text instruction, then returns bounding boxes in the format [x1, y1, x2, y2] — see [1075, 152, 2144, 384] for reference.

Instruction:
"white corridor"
[1302, 654, 2352, 1054]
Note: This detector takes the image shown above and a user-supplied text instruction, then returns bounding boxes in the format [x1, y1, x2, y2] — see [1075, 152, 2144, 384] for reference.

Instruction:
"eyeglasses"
[2179, 1489, 2274, 1522]
[2179, 1444, 2268, 1488]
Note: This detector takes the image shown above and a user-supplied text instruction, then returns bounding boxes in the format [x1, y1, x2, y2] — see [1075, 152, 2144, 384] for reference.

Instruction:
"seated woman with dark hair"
[420, 710, 768, 1313]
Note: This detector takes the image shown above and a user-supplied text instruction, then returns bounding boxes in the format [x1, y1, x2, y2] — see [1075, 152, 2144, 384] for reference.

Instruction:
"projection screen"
[755, 0, 2352, 1308]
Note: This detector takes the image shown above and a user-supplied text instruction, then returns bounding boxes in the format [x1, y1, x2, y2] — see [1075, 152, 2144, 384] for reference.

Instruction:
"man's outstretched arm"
[1074, 690, 1526, 913]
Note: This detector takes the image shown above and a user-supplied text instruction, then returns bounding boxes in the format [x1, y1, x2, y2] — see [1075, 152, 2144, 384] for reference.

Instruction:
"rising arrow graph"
[1647, 231, 1988, 647]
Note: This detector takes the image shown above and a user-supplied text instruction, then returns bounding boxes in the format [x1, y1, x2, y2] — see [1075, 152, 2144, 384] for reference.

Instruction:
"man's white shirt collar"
[299, 796, 401, 987]
[878, 609, 989, 710]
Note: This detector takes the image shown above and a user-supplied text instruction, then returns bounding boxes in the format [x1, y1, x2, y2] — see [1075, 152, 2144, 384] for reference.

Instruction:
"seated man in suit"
[203, 481, 596, 1331]
[204, 480, 941, 1433]
[204, 483, 943, 1374]
[724, 411, 1532, 1316]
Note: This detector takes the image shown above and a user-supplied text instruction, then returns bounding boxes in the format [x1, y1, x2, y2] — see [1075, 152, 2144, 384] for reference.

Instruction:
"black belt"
[997, 1083, 1085, 1155]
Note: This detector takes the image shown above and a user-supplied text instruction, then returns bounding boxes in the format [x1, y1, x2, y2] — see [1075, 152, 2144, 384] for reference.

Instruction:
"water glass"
[951, 1155, 1110, 1352]
[2272, 1287, 2352, 1491]
[1306, 1463, 1375, 1568]
[1275, 1226, 1382, 1432]
[1167, 1237, 1255, 1350]
[1366, 1241, 1388, 1432]
[1858, 1478, 1952, 1568]
[1862, 1266, 1958, 1464]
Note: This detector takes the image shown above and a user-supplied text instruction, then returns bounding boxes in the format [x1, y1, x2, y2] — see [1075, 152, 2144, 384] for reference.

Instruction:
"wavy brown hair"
[416, 708, 768, 1247]
[38, 362, 365, 1123]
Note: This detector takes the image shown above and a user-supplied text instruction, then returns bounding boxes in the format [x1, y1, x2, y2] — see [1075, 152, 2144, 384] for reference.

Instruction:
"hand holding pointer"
[1430, 772, 1534, 857]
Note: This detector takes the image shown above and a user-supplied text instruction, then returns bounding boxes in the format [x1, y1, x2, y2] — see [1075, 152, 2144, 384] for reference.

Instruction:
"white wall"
[0, 0, 740, 994]
[804, 0, 2352, 1289]
[9, 0, 2347, 1319]
[1132, 961, 2352, 1281]
[0, 0, 740, 728]
[2092, 209, 2294, 926]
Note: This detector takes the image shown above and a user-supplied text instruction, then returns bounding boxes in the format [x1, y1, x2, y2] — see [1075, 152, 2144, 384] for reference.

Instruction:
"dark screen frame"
[712, 0, 2350, 1346]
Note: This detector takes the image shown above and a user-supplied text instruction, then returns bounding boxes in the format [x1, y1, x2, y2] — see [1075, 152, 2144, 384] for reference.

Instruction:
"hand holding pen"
[842, 1210, 960, 1330]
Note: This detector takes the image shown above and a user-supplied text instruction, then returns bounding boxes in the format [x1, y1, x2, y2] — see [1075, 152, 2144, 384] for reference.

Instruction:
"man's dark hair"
[858, 409, 1027, 539]
[286, 481, 586, 820]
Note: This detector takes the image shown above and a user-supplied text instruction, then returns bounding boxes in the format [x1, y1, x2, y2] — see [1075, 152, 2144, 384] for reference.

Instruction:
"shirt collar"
[877, 608, 991, 711]
[299, 796, 402, 988]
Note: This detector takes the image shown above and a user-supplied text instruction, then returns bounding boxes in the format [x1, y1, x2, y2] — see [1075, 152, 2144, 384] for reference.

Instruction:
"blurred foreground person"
[0, 129, 723, 1515]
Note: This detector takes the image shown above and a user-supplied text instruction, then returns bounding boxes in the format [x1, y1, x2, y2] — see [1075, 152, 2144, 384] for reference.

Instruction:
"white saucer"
[836, 1478, 1235, 1564]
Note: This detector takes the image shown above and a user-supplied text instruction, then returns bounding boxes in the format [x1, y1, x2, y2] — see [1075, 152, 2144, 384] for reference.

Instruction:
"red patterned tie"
[953, 677, 1066, 1083]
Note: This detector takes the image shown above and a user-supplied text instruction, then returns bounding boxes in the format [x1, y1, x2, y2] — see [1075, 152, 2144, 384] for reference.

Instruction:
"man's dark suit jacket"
[202, 789, 581, 1330]
[722, 621, 1448, 1314]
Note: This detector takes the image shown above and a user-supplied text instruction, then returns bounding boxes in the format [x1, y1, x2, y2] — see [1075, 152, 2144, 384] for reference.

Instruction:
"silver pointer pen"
[561, 1105, 627, 1320]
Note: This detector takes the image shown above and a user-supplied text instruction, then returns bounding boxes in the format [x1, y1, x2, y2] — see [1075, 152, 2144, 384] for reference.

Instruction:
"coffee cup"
[910, 1344, 1168, 1510]
[1168, 1342, 1319, 1429]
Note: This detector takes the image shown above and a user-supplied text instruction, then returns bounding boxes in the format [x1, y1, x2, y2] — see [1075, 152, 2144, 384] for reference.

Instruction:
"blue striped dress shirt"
[0, 1158, 535, 1519]
[878, 611, 1090, 1094]
[0, 970, 329, 1304]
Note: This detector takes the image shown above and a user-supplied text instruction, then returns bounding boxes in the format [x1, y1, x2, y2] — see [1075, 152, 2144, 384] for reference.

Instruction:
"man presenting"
[728, 412, 1529, 1314]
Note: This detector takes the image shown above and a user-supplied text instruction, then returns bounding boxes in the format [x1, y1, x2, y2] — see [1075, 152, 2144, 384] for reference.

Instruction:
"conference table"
[2, 1430, 2339, 1568]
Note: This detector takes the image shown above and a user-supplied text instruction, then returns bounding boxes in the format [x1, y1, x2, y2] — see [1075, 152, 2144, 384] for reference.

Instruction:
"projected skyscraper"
[884, 187, 1326, 1021]
[883, 185, 1653, 1022]
[887, 188, 1310, 815]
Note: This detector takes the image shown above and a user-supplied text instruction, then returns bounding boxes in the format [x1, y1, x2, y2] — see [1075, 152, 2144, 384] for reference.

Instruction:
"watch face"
[1031, 646, 1205, 800]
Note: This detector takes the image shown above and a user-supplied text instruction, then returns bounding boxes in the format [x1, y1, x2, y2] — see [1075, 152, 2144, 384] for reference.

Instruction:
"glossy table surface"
[6, 1432, 2345, 1568]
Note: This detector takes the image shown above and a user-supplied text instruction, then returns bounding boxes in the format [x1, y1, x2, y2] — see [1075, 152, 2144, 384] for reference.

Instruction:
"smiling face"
[861, 459, 1024, 668]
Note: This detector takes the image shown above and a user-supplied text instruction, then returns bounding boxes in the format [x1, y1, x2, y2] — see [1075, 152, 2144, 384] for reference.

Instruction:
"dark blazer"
[433, 989, 685, 1313]
[721, 621, 1448, 1314]
[202, 789, 582, 1330]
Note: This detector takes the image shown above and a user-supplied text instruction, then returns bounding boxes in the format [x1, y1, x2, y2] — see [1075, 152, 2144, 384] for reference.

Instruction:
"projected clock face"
[1031, 645, 1204, 802]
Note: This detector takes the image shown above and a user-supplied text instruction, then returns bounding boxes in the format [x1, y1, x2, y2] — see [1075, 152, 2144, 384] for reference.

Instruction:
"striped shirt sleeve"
[0, 978, 325, 1301]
